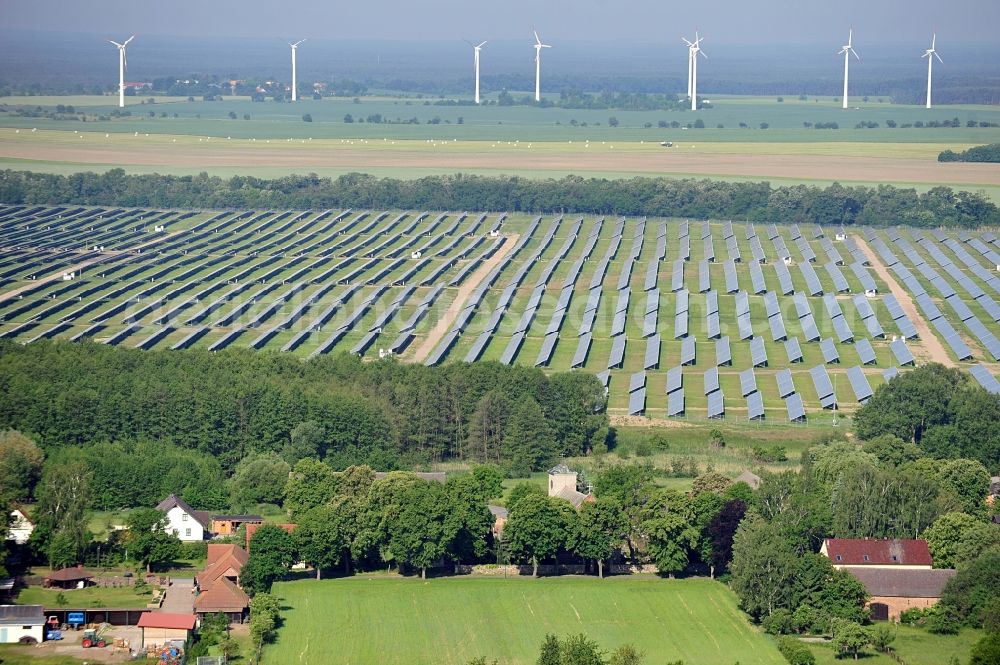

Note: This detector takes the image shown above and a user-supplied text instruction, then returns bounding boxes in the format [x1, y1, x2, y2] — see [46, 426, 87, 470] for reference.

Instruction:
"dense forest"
[939, 143, 1000, 163]
[2, 169, 997, 228]
[0, 341, 608, 477]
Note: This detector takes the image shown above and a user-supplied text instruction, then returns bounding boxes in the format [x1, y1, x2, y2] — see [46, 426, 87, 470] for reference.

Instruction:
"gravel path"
[410, 234, 519, 364]
[854, 235, 954, 367]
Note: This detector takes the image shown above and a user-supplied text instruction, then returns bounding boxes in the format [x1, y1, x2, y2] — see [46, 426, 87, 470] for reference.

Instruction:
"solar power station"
[2, 206, 999, 420]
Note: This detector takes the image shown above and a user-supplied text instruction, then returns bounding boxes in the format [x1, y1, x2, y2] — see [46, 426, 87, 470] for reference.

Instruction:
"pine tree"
[502, 396, 557, 476]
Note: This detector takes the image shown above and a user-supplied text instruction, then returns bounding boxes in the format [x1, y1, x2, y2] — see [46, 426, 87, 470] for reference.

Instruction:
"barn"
[844, 567, 956, 621]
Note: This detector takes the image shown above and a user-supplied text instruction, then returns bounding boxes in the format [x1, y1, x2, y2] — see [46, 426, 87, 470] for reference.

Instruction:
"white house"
[156, 494, 211, 542]
[7, 508, 33, 545]
[0, 605, 45, 644]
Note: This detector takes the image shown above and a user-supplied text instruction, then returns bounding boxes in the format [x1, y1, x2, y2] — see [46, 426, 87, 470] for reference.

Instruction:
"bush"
[763, 608, 794, 635]
[180, 541, 208, 560]
[776, 636, 815, 665]
[899, 607, 927, 625]
[752, 445, 787, 463]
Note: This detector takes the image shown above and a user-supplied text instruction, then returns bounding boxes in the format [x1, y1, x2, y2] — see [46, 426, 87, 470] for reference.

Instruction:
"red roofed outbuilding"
[137, 612, 196, 649]
[820, 538, 933, 569]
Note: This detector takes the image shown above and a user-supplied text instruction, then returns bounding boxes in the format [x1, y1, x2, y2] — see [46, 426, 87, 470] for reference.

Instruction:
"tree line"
[0, 341, 608, 476]
[1, 169, 998, 228]
[939, 143, 1000, 163]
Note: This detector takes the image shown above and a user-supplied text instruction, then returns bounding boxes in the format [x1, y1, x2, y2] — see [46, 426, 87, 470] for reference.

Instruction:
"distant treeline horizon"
[1, 169, 997, 228]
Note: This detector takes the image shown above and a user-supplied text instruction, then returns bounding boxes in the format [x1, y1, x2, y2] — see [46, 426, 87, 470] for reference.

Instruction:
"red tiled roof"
[194, 578, 250, 614]
[197, 545, 249, 589]
[45, 567, 94, 582]
[137, 612, 196, 630]
[823, 538, 933, 566]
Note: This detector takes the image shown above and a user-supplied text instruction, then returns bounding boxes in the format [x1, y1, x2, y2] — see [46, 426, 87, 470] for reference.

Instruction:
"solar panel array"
[10, 208, 1000, 421]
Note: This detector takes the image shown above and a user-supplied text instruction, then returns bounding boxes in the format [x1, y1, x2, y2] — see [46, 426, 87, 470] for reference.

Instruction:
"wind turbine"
[468, 40, 487, 104]
[838, 28, 860, 109]
[922, 33, 943, 109]
[533, 30, 552, 103]
[107, 36, 135, 108]
[289, 39, 306, 101]
[681, 32, 706, 111]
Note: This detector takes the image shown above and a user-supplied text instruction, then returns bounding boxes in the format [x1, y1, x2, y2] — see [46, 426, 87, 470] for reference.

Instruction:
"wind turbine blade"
[123, 52, 127, 70]
[124, 35, 135, 46]
[851, 48, 860, 60]
[931, 34, 936, 49]
[478, 41, 487, 48]
[108, 40, 123, 47]
[699, 49, 708, 59]
[935, 52, 943, 63]
[534, 30, 541, 44]
[922, 51, 930, 58]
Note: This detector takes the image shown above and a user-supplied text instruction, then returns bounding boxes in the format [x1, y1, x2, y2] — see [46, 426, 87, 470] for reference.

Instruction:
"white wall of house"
[163, 506, 204, 542]
[0, 623, 44, 643]
[8, 510, 33, 545]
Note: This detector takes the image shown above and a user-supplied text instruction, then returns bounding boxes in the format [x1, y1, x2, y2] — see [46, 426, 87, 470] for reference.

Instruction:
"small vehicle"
[82, 628, 107, 648]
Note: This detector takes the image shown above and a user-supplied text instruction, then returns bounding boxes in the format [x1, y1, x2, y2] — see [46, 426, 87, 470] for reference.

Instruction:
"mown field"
[265, 576, 785, 665]
[1, 94, 999, 196]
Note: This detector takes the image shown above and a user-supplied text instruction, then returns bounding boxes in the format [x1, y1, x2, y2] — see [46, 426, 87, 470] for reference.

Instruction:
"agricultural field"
[3, 205, 1000, 422]
[264, 576, 784, 665]
[1, 95, 999, 196]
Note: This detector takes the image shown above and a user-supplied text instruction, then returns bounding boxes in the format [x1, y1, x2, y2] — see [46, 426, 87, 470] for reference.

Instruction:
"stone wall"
[868, 595, 941, 620]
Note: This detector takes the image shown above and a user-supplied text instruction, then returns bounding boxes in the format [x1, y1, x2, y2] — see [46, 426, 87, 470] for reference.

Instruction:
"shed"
[210, 515, 263, 536]
[734, 470, 762, 490]
[137, 612, 195, 649]
[44, 565, 94, 589]
[0, 604, 44, 644]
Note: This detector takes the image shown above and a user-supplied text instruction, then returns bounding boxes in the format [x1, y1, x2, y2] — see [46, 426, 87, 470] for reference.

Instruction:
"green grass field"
[16, 584, 158, 609]
[2, 93, 999, 197]
[265, 576, 783, 665]
[804, 625, 983, 665]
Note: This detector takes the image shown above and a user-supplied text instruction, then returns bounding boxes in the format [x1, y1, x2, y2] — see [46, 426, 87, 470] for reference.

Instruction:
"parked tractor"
[81, 627, 108, 648]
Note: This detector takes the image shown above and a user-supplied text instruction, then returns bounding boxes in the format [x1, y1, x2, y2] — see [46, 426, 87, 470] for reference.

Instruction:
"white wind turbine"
[681, 32, 707, 111]
[289, 39, 306, 101]
[922, 33, 943, 109]
[838, 28, 860, 109]
[107, 36, 135, 108]
[533, 30, 552, 102]
[468, 40, 487, 104]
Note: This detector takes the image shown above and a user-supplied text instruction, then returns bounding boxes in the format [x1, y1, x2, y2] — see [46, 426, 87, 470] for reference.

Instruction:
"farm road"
[410, 234, 519, 364]
[854, 235, 954, 367]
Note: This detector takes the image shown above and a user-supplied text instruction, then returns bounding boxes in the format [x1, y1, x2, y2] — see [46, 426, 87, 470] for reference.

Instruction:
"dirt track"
[3, 140, 1000, 187]
[409, 234, 519, 363]
[854, 236, 954, 367]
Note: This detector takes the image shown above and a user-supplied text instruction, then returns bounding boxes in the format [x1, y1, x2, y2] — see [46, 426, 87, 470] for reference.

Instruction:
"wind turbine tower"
[922, 34, 943, 109]
[289, 40, 306, 101]
[107, 36, 135, 109]
[838, 28, 860, 109]
[470, 41, 487, 104]
[681, 32, 706, 111]
[533, 30, 552, 103]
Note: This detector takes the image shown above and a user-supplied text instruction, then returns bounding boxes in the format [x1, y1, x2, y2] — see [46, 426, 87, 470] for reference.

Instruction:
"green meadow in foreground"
[265, 576, 784, 665]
